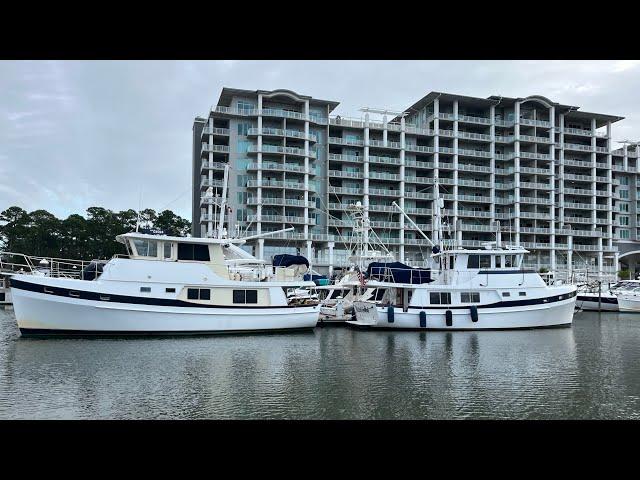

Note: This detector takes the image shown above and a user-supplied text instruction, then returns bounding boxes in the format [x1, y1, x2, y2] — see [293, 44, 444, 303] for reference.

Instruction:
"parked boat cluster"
[7, 176, 623, 336]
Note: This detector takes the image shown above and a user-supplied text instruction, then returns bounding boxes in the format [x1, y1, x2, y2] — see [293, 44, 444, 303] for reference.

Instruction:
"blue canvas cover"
[273, 254, 310, 268]
[366, 261, 432, 284]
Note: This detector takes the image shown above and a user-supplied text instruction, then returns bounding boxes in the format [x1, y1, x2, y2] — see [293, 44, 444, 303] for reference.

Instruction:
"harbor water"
[1, 307, 640, 419]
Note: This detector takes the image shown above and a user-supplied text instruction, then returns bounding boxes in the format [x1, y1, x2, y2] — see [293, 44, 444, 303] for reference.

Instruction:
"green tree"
[155, 210, 191, 237]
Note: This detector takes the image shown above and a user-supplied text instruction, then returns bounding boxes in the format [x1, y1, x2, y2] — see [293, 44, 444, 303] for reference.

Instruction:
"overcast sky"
[2, 60, 640, 220]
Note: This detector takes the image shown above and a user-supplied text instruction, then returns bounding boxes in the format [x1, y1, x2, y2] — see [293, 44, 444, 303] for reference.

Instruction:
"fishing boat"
[317, 201, 395, 322]
[349, 178, 577, 330]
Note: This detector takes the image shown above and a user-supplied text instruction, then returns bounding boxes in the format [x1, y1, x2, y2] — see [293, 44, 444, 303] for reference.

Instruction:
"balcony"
[200, 178, 224, 189]
[458, 179, 491, 188]
[561, 127, 592, 137]
[247, 197, 313, 208]
[328, 186, 364, 195]
[329, 169, 363, 179]
[564, 143, 593, 152]
[404, 191, 433, 200]
[247, 180, 307, 190]
[458, 148, 492, 159]
[520, 151, 551, 161]
[564, 159, 593, 168]
[458, 210, 492, 218]
[329, 117, 365, 128]
[369, 188, 401, 197]
[405, 144, 435, 154]
[369, 139, 401, 149]
[369, 155, 401, 166]
[329, 137, 364, 147]
[201, 143, 230, 154]
[520, 118, 551, 128]
[519, 135, 552, 144]
[201, 161, 228, 171]
[248, 214, 316, 225]
[458, 163, 492, 173]
[201, 126, 230, 136]
[456, 131, 492, 142]
[247, 128, 317, 142]
[495, 135, 516, 143]
[458, 194, 492, 203]
[406, 159, 435, 169]
[328, 153, 362, 163]
[369, 171, 401, 181]
[248, 162, 316, 175]
[457, 114, 491, 125]
[247, 145, 316, 158]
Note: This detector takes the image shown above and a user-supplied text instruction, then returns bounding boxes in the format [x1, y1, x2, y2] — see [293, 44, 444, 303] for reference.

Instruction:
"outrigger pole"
[391, 201, 435, 247]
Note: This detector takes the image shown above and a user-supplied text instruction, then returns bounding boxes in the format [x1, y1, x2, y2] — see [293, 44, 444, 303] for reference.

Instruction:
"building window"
[620, 216, 630, 226]
[461, 292, 480, 303]
[233, 289, 258, 304]
[237, 100, 255, 111]
[619, 229, 630, 239]
[237, 123, 251, 136]
[177, 243, 210, 261]
[237, 175, 248, 187]
[237, 140, 251, 154]
[620, 203, 629, 213]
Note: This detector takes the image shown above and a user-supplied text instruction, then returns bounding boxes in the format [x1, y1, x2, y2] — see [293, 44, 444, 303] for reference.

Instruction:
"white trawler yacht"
[8, 166, 319, 335]
[349, 179, 577, 330]
[10, 233, 319, 336]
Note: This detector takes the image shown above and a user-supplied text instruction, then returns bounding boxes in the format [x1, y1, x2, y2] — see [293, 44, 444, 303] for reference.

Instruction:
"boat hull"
[616, 295, 640, 313]
[12, 285, 320, 335]
[349, 295, 576, 330]
[576, 295, 619, 312]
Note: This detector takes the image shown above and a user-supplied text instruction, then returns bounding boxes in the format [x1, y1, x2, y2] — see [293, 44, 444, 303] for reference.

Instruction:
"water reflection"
[1, 309, 640, 419]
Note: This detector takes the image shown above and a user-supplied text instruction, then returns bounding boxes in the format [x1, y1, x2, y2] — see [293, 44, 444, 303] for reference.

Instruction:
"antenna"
[135, 190, 143, 232]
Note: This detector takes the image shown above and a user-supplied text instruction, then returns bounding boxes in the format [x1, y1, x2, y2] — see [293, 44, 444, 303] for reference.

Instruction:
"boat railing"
[0, 251, 98, 280]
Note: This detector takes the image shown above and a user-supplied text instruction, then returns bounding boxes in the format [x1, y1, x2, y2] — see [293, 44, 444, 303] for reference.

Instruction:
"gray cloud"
[1, 60, 639, 220]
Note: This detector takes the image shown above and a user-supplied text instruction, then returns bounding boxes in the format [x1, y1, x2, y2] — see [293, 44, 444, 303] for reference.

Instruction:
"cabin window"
[140, 287, 151, 293]
[166, 288, 176, 293]
[233, 289, 258, 304]
[479, 255, 491, 268]
[133, 239, 158, 257]
[468, 255, 479, 269]
[187, 288, 210, 300]
[519, 292, 526, 297]
[504, 255, 514, 268]
[502, 292, 510, 297]
[429, 292, 451, 305]
[496, 256, 501, 268]
[187, 288, 199, 300]
[178, 243, 210, 261]
[461, 292, 480, 303]
[163, 242, 172, 259]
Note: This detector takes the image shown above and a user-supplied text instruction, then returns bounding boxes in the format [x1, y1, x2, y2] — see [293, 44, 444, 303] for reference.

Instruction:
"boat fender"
[387, 305, 395, 323]
[419, 311, 427, 328]
[470, 305, 478, 323]
[445, 310, 453, 327]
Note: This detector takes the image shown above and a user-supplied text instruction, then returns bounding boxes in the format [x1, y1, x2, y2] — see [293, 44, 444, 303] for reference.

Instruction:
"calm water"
[1, 308, 640, 419]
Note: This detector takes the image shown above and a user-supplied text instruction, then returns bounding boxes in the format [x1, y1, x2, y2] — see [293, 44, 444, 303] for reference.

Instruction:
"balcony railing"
[247, 128, 317, 142]
[247, 145, 316, 158]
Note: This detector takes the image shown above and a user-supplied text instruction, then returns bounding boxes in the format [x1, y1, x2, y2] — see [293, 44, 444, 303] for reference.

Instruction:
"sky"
[2, 60, 640, 221]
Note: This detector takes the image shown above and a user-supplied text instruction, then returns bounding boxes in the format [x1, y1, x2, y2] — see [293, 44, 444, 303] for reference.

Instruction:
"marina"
[1, 307, 640, 419]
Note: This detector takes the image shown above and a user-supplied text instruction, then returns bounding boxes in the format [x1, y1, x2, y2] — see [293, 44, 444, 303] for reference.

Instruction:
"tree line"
[0, 206, 191, 260]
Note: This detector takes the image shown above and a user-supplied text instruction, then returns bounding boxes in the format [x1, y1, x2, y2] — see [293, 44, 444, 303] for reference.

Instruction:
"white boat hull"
[616, 295, 640, 313]
[12, 286, 319, 335]
[575, 295, 619, 312]
[349, 295, 576, 330]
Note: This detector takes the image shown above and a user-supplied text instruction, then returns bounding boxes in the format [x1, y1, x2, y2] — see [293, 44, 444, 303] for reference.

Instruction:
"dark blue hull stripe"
[577, 295, 618, 305]
[19, 327, 315, 337]
[10, 278, 318, 309]
[398, 290, 576, 310]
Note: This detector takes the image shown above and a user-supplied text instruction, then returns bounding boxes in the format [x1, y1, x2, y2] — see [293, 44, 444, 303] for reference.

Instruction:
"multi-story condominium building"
[193, 87, 640, 278]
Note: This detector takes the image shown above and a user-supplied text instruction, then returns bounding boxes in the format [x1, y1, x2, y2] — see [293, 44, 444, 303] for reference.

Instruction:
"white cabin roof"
[116, 232, 246, 245]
